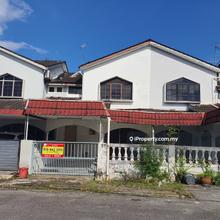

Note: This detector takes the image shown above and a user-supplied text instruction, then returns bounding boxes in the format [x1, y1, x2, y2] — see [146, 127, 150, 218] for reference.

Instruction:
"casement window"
[100, 77, 132, 100]
[57, 87, 63, 92]
[49, 87, 55, 92]
[0, 74, 23, 98]
[165, 77, 200, 102]
[68, 86, 82, 94]
[48, 87, 63, 93]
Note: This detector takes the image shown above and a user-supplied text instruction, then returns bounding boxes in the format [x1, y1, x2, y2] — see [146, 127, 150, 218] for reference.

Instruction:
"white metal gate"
[0, 140, 20, 171]
[31, 141, 98, 176]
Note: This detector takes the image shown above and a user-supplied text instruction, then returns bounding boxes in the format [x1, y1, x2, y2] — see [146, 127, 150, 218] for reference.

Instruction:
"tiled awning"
[204, 108, 220, 124]
[0, 99, 26, 116]
[0, 99, 211, 125]
[109, 110, 205, 126]
[25, 100, 109, 117]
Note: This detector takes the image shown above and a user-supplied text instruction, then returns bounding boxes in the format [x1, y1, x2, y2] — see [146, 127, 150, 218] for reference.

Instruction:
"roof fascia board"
[80, 41, 150, 70]
[151, 42, 220, 73]
[80, 40, 220, 73]
[0, 47, 47, 70]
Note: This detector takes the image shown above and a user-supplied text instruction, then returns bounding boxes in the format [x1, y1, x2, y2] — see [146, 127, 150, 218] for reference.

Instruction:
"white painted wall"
[46, 85, 81, 99]
[82, 46, 218, 110]
[150, 47, 217, 111]
[0, 51, 45, 99]
[76, 126, 99, 142]
[19, 140, 33, 170]
[82, 47, 151, 109]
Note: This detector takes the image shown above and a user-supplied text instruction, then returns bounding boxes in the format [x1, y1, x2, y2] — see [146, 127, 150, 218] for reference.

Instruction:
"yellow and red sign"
[42, 143, 64, 158]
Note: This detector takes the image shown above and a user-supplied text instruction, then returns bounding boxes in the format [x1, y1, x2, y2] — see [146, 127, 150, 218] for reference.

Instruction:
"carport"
[0, 100, 25, 171]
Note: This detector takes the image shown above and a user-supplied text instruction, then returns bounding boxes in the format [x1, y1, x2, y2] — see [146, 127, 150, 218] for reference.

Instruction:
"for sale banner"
[42, 143, 64, 158]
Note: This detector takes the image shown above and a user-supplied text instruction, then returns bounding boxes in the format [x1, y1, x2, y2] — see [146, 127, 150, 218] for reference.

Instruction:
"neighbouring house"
[46, 71, 82, 100]
[80, 39, 220, 147]
[0, 39, 220, 177]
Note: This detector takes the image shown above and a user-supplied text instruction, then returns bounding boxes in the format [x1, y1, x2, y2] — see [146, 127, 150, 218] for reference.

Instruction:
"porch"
[1, 99, 220, 178]
[19, 140, 220, 178]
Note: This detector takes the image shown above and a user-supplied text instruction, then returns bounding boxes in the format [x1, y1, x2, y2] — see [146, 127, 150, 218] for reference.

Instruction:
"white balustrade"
[109, 144, 220, 167]
[124, 146, 128, 161]
[175, 146, 220, 165]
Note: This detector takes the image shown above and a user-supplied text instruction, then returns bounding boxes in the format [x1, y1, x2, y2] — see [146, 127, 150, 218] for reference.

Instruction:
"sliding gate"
[0, 140, 20, 171]
[31, 141, 98, 176]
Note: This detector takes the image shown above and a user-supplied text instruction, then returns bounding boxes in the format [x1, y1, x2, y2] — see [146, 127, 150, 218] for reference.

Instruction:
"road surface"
[0, 190, 219, 220]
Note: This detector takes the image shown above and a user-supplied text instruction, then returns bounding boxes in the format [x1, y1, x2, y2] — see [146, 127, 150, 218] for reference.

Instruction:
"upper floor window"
[0, 74, 23, 98]
[57, 87, 63, 92]
[48, 86, 63, 93]
[49, 87, 55, 92]
[100, 77, 132, 100]
[165, 77, 200, 103]
[68, 86, 82, 95]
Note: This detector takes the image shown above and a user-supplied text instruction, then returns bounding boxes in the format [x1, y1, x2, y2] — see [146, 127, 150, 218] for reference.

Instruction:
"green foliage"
[166, 126, 180, 144]
[198, 160, 215, 178]
[172, 155, 191, 182]
[214, 173, 220, 186]
[119, 170, 140, 182]
[135, 145, 165, 180]
[167, 126, 179, 138]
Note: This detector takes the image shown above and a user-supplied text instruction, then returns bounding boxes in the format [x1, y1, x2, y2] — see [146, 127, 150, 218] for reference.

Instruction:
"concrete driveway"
[0, 190, 219, 220]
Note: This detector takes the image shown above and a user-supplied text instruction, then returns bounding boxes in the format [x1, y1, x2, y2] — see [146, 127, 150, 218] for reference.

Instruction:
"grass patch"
[0, 176, 192, 199]
[80, 179, 192, 198]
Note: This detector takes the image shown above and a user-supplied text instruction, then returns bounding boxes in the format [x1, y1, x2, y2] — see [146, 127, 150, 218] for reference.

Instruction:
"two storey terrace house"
[1, 39, 220, 175]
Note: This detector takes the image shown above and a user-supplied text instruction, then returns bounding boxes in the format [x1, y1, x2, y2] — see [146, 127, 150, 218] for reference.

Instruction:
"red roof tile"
[0, 99, 26, 116]
[109, 110, 204, 126]
[0, 99, 208, 125]
[25, 100, 109, 117]
[203, 108, 220, 124]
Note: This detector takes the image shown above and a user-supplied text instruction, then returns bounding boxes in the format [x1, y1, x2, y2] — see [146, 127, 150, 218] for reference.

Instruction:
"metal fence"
[31, 141, 98, 176]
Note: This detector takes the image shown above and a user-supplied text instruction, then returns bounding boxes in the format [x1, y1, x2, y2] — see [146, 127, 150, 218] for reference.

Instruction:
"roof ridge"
[79, 39, 220, 73]
[0, 46, 47, 70]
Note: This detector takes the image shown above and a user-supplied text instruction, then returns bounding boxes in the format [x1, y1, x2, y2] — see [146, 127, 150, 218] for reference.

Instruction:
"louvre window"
[166, 78, 200, 102]
[0, 74, 23, 98]
[100, 77, 132, 100]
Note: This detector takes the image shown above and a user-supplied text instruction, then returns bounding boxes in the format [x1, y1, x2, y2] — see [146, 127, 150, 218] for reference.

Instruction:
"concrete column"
[24, 115, 29, 140]
[19, 140, 33, 173]
[106, 117, 111, 178]
[96, 118, 109, 178]
[99, 118, 104, 143]
[46, 132, 49, 141]
[168, 145, 176, 171]
[96, 142, 108, 178]
[151, 125, 155, 145]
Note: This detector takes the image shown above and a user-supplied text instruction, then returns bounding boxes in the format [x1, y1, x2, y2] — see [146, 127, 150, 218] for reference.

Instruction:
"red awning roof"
[0, 99, 26, 116]
[204, 108, 220, 124]
[0, 99, 208, 125]
[25, 100, 109, 117]
[109, 110, 205, 126]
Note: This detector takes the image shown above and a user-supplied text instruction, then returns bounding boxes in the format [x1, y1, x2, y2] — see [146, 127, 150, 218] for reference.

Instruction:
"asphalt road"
[0, 190, 219, 220]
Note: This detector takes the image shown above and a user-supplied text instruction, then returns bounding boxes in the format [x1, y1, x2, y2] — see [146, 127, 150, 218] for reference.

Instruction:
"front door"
[65, 126, 76, 141]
